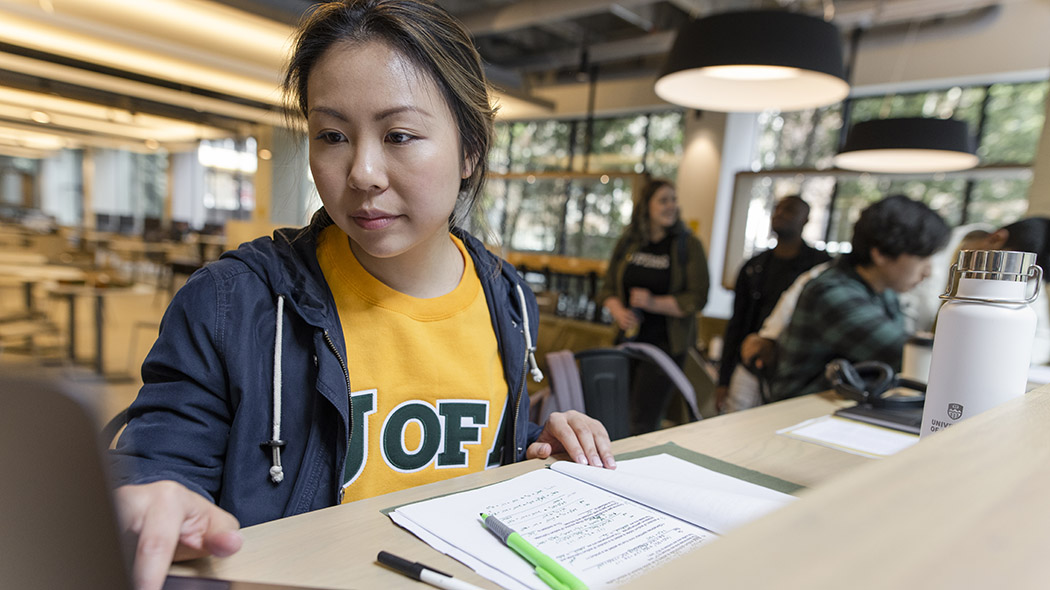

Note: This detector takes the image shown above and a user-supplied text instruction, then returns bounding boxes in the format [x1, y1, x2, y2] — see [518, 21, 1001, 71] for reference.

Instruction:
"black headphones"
[824, 359, 926, 409]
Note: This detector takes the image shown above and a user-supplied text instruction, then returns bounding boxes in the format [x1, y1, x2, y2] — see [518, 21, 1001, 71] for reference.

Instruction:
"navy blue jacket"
[111, 210, 543, 527]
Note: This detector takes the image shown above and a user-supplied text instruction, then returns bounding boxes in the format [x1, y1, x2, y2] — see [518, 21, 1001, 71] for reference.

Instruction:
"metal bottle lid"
[956, 250, 1038, 282]
[941, 249, 1042, 304]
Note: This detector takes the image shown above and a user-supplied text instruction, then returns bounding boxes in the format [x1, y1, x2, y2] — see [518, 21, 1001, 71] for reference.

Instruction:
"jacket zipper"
[510, 355, 527, 462]
[323, 329, 352, 504]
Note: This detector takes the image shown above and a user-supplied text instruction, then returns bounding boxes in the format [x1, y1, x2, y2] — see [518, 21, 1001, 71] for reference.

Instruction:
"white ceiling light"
[0, 8, 282, 104]
[0, 0, 546, 126]
[833, 117, 979, 174]
[0, 86, 230, 144]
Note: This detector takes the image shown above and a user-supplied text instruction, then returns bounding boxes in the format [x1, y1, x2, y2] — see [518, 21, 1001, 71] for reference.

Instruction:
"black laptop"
[0, 363, 336, 590]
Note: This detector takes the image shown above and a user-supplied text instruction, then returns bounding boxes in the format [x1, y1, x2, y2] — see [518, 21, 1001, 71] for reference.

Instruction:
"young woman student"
[598, 179, 710, 434]
[110, 2, 615, 588]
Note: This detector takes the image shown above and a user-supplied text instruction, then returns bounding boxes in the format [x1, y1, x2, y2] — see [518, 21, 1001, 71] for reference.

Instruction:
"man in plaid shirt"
[770, 195, 950, 400]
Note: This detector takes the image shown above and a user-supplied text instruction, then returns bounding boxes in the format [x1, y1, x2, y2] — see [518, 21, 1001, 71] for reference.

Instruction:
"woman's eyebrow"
[373, 105, 432, 122]
[307, 105, 433, 122]
[307, 105, 348, 121]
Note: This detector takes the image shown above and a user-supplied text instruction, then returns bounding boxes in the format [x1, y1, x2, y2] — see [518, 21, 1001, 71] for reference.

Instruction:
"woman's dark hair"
[281, 0, 494, 228]
[999, 217, 1050, 282]
[627, 178, 686, 243]
[846, 194, 951, 266]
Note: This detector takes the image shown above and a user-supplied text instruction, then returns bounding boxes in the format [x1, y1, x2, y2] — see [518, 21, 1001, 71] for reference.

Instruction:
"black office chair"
[534, 342, 702, 440]
[100, 407, 128, 448]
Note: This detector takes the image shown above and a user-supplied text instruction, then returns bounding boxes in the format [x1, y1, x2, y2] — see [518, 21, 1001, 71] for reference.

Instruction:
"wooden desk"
[0, 264, 86, 319]
[47, 284, 137, 375]
[190, 233, 228, 263]
[0, 251, 48, 265]
[624, 385, 1050, 590]
[105, 239, 179, 282]
[0, 263, 85, 282]
[170, 393, 862, 588]
[505, 252, 608, 308]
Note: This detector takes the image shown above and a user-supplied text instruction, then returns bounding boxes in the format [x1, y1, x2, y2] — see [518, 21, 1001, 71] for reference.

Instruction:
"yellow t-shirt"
[315, 225, 509, 503]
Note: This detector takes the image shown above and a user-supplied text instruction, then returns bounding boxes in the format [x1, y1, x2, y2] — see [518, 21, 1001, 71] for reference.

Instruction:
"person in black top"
[598, 178, 710, 434]
[716, 196, 830, 412]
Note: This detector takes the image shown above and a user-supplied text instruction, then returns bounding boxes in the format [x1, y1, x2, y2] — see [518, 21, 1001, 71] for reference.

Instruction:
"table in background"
[0, 263, 86, 318]
[169, 392, 863, 589]
[0, 251, 48, 265]
[190, 233, 227, 263]
[105, 239, 181, 283]
[47, 284, 139, 376]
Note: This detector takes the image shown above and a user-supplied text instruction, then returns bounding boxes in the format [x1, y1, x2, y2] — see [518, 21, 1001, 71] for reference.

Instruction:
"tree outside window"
[473, 110, 684, 264]
[744, 80, 1048, 260]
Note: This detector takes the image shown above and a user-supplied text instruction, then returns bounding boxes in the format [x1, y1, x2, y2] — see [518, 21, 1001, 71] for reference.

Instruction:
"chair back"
[576, 348, 634, 440]
[537, 344, 702, 441]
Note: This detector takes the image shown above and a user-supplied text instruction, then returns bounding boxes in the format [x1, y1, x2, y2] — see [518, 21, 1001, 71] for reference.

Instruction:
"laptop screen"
[1, 363, 347, 590]
[0, 364, 134, 590]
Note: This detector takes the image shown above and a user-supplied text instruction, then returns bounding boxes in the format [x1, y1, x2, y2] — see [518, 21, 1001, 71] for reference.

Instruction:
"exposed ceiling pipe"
[609, 3, 655, 31]
[832, 0, 1008, 29]
[457, 0, 664, 36]
[503, 30, 675, 73]
[492, 0, 1005, 85]
[851, 4, 1002, 44]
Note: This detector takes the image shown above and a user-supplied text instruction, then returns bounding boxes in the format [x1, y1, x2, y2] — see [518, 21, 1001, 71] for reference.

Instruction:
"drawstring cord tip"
[528, 350, 543, 383]
[263, 439, 286, 484]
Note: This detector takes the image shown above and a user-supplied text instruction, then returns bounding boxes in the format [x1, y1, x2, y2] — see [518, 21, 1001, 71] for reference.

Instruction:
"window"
[736, 81, 1048, 274]
[475, 110, 684, 263]
[198, 138, 257, 224]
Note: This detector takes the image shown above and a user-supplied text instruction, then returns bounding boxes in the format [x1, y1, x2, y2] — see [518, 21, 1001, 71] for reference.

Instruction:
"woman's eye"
[315, 131, 346, 144]
[387, 131, 414, 144]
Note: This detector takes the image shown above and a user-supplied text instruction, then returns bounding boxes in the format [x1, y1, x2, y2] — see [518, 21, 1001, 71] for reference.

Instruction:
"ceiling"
[0, 0, 1011, 160]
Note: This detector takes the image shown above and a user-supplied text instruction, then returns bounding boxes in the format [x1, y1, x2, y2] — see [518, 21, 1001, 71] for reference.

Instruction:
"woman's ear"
[461, 151, 477, 180]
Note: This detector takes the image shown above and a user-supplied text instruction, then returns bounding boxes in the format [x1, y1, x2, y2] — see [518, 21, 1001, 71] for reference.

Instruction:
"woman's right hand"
[116, 481, 243, 590]
[610, 304, 640, 332]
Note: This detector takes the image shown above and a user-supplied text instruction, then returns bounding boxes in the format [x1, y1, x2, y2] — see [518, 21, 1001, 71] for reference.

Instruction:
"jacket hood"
[220, 209, 335, 328]
[220, 208, 527, 329]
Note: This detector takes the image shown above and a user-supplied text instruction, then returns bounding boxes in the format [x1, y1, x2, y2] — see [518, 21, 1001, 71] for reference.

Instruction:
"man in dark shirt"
[716, 196, 830, 411]
[770, 195, 950, 400]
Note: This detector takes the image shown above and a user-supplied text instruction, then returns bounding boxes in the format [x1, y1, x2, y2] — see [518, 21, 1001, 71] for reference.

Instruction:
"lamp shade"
[833, 117, 979, 173]
[654, 10, 849, 112]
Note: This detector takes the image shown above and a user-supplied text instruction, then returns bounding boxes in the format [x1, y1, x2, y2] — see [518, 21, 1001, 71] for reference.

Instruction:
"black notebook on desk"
[833, 404, 923, 435]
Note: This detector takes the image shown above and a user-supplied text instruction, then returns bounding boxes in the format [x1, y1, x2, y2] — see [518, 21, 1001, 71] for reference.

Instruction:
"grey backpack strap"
[616, 342, 702, 420]
[542, 350, 586, 424]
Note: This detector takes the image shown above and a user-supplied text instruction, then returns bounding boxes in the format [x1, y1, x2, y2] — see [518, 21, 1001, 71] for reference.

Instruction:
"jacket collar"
[220, 209, 524, 328]
[219, 208, 336, 329]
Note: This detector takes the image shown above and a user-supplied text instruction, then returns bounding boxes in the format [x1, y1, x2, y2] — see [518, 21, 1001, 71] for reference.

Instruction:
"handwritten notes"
[389, 454, 796, 589]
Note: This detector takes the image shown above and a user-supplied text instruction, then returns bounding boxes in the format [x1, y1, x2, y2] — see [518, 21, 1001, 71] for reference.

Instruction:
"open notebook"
[0, 363, 335, 590]
[389, 453, 798, 590]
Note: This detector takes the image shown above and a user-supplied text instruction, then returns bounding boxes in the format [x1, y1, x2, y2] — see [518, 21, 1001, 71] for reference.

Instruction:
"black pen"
[377, 551, 487, 590]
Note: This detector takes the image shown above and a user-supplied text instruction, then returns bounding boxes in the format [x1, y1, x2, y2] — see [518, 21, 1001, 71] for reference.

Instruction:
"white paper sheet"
[777, 415, 919, 458]
[552, 454, 795, 534]
[389, 453, 796, 589]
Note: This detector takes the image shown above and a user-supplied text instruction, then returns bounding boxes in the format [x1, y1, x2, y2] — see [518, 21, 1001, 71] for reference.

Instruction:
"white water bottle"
[920, 250, 1041, 438]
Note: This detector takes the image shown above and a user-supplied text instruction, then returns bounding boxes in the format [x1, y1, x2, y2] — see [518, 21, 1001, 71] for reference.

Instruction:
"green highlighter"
[480, 513, 588, 590]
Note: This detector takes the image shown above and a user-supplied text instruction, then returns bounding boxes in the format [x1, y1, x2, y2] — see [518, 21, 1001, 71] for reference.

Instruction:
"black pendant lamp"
[655, 10, 850, 112]
[833, 117, 979, 173]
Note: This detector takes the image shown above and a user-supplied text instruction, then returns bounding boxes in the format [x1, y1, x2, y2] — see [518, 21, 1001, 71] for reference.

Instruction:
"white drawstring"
[516, 284, 543, 383]
[267, 295, 285, 483]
